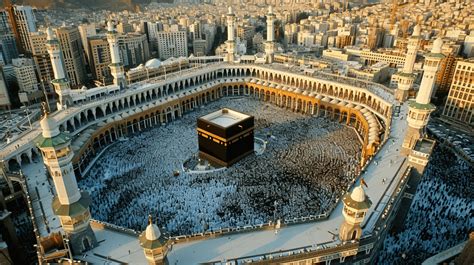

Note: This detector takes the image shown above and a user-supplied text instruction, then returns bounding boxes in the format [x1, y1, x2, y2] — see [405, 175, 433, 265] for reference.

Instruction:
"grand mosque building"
[0, 6, 444, 265]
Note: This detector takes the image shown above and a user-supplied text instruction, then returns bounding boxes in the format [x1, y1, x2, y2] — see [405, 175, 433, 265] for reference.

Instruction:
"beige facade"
[55, 26, 87, 88]
[29, 31, 54, 92]
[442, 60, 474, 128]
[156, 30, 187, 60]
[88, 36, 111, 84]
[0, 71, 11, 109]
[12, 57, 38, 94]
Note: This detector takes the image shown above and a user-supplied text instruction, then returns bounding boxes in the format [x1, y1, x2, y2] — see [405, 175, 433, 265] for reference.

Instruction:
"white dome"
[412, 25, 421, 37]
[350, 185, 366, 202]
[432, 37, 443, 53]
[145, 58, 161, 68]
[40, 115, 60, 138]
[145, 223, 161, 241]
[228, 6, 233, 14]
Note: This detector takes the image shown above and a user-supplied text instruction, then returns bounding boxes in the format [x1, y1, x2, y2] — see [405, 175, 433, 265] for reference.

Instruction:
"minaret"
[36, 105, 97, 254]
[401, 38, 444, 154]
[46, 27, 72, 110]
[394, 25, 421, 102]
[339, 184, 372, 241]
[226, 7, 236, 62]
[265, 5, 276, 63]
[106, 20, 126, 88]
[139, 215, 170, 265]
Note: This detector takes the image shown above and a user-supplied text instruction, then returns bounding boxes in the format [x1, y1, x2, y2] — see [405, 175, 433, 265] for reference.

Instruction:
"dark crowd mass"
[378, 144, 474, 263]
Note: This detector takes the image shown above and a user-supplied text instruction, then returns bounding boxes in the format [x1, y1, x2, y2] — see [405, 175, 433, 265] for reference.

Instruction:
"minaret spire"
[106, 20, 126, 88]
[226, 6, 236, 62]
[36, 113, 97, 253]
[401, 37, 444, 154]
[140, 214, 169, 264]
[265, 5, 276, 63]
[394, 24, 421, 102]
[46, 27, 72, 110]
[339, 183, 372, 241]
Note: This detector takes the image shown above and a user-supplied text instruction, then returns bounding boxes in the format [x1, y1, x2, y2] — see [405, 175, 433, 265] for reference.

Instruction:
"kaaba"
[197, 108, 254, 167]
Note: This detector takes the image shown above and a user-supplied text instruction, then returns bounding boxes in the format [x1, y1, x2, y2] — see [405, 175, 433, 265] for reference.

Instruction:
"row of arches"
[2, 64, 392, 174]
[71, 81, 383, 177]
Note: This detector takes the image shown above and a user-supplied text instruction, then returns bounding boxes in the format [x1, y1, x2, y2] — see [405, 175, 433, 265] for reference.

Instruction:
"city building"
[29, 30, 54, 93]
[192, 39, 207, 57]
[119, 32, 150, 69]
[441, 59, 473, 130]
[0, 11, 19, 65]
[434, 42, 462, 97]
[156, 30, 187, 60]
[55, 26, 87, 88]
[0, 71, 11, 110]
[78, 23, 97, 69]
[346, 47, 405, 67]
[8, 4, 37, 54]
[11, 57, 40, 104]
[88, 36, 111, 85]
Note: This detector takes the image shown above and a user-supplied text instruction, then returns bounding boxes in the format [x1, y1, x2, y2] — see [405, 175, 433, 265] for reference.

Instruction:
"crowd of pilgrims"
[78, 98, 362, 236]
[378, 144, 473, 263]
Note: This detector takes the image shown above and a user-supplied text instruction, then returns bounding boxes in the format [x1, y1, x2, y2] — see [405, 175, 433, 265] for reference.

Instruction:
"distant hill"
[0, 0, 173, 10]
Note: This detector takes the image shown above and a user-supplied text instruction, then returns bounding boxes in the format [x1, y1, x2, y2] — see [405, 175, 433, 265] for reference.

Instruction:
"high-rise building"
[193, 39, 207, 57]
[55, 26, 87, 88]
[434, 43, 462, 97]
[462, 32, 474, 58]
[119, 32, 149, 68]
[117, 21, 134, 34]
[367, 25, 382, 50]
[10, 5, 37, 54]
[78, 23, 97, 68]
[29, 30, 54, 93]
[89, 35, 112, 84]
[156, 30, 187, 60]
[237, 24, 255, 49]
[11, 57, 40, 104]
[144, 21, 163, 52]
[0, 11, 19, 65]
[189, 21, 202, 40]
[441, 59, 473, 129]
[0, 71, 11, 110]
